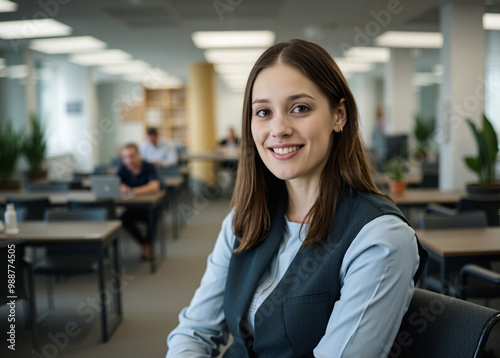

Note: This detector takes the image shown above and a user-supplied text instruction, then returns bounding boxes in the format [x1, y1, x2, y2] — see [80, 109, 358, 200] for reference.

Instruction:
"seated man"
[117, 143, 160, 260]
[140, 127, 178, 167]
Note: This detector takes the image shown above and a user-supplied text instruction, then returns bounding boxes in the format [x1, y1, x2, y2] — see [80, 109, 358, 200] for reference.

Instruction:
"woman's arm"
[166, 211, 235, 358]
[313, 215, 420, 358]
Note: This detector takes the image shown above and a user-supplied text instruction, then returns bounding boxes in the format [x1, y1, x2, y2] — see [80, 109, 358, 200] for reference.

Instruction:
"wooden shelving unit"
[141, 87, 188, 145]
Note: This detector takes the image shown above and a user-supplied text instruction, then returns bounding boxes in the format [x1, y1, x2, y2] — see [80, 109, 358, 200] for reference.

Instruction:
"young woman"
[166, 39, 427, 358]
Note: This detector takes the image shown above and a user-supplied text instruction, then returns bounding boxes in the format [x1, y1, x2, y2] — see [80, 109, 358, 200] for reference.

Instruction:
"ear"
[332, 98, 347, 133]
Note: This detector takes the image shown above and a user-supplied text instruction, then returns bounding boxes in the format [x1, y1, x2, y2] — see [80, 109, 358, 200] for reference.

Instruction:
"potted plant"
[385, 156, 407, 196]
[23, 114, 47, 182]
[0, 122, 21, 190]
[464, 114, 500, 195]
[413, 114, 434, 161]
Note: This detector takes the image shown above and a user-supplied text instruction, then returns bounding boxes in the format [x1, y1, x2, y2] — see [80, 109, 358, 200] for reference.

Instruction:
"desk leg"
[113, 238, 123, 317]
[97, 245, 108, 342]
[440, 257, 448, 295]
[170, 189, 179, 239]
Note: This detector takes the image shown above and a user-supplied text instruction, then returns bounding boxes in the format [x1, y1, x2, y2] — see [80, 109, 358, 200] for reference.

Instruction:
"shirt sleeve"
[166, 211, 236, 358]
[162, 141, 179, 167]
[313, 215, 420, 358]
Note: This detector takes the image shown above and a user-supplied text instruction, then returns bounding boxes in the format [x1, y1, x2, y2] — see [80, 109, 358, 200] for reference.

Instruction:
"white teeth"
[272, 146, 300, 154]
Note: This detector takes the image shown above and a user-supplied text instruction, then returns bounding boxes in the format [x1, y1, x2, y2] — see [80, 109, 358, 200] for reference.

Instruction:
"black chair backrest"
[67, 199, 116, 219]
[0, 206, 26, 222]
[458, 197, 500, 226]
[419, 173, 439, 188]
[0, 239, 27, 304]
[26, 181, 68, 192]
[418, 211, 487, 230]
[44, 208, 107, 222]
[391, 288, 500, 358]
[5, 197, 50, 221]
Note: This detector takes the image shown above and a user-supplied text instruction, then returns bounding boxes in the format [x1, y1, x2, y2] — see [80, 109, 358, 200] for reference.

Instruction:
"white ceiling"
[0, 0, 498, 81]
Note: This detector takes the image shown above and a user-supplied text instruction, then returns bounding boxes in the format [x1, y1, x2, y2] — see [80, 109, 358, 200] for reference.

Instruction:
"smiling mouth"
[269, 145, 303, 155]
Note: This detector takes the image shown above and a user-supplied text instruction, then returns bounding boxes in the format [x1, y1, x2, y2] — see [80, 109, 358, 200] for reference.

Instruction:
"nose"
[270, 112, 293, 138]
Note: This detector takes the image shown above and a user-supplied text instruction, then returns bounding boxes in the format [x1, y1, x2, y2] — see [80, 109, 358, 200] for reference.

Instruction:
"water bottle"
[5, 203, 19, 235]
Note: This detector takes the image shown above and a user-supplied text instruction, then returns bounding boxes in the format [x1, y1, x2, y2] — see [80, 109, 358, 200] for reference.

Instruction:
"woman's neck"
[285, 175, 320, 223]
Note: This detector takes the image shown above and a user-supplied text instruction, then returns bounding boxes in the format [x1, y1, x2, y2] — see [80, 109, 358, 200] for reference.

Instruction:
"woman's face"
[251, 63, 345, 182]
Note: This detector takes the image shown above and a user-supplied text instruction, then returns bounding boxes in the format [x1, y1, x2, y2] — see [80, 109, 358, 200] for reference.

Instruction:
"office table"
[0, 221, 123, 342]
[0, 191, 166, 273]
[416, 227, 500, 295]
[390, 188, 466, 207]
[186, 151, 240, 161]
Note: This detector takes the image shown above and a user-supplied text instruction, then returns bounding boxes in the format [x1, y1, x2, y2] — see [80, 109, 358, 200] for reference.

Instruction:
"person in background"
[218, 127, 240, 150]
[371, 105, 388, 167]
[117, 143, 161, 260]
[140, 127, 179, 167]
[218, 127, 240, 171]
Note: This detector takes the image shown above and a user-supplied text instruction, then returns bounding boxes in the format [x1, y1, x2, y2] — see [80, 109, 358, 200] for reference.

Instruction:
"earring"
[338, 126, 343, 133]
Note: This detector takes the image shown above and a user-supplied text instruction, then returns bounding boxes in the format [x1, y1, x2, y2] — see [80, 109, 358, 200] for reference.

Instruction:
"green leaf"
[464, 156, 481, 174]
[482, 114, 499, 163]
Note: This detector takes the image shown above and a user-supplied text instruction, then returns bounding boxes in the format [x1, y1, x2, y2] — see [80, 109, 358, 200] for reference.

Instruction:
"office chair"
[35, 209, 107, 309]
[5, 197, 50, 221]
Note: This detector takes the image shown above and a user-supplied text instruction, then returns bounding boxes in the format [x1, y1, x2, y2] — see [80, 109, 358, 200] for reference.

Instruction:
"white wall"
[216, 79, 244, 142]
[486, 30, 500, 136]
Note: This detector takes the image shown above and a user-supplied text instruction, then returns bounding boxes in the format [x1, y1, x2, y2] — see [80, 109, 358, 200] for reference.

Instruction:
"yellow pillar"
[187, 63, 217, 185]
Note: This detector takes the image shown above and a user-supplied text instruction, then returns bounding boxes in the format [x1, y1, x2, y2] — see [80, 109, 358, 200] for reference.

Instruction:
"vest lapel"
[224, 198, 287, 339]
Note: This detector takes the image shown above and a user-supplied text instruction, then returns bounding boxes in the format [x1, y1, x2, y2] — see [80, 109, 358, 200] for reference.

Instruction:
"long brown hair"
[231, 38, 387, 252]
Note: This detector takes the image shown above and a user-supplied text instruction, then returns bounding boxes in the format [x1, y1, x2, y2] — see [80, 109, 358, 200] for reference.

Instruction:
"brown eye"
[292, 105, 310, 114]
[256, 109, 271, 117]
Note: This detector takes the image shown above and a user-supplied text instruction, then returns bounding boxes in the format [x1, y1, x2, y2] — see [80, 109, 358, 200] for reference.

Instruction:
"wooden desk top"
[416, 227, 500, 257]
[0, 190, 165, 206]
[186, 151, 240, 161]
[373, 172, 422, 186]
[165, 176, 185, 188]
[0, 221, 122, 242]
[390, 189, 466, 206]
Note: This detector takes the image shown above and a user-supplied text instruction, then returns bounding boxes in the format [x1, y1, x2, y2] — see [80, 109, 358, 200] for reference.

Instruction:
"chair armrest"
[425, 203, 457, 216]
[458, 264, 500, 299]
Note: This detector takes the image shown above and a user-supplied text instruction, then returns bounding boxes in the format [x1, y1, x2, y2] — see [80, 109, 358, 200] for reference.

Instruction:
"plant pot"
[0, 181, 21, 191]
[389, 180, 407, 196]
[24, 169, 47, 182]
[466, 183, 500, 196]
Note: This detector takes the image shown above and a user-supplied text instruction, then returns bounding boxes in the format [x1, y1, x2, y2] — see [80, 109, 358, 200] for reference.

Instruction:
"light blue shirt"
[166, 211, 420, 358]
[140, 140, 178, 167]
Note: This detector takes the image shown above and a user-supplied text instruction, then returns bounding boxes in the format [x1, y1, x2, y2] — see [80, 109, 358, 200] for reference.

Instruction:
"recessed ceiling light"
[0, 1, 18, 13]
[374, 31, 443, 48]
[192, 30, 275, 48]
[204, 48, 266, 64]
[484, 13, 500, 30]
[0, 19, 72, 39]
[214, 63, 254, 75]
[30, 36, 107, 54]
[344, 47, 390, 63]
[69, 49, 131, 66]
[123, 68, 170, 82]
[100, 61, 150, 75]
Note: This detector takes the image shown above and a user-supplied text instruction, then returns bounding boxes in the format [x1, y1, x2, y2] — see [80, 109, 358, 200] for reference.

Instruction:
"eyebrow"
[251, 93, 315, 105]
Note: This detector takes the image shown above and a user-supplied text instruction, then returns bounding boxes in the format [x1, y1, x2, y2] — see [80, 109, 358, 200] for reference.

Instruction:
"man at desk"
[140, 127, 178, 167]
[117, 143, 160, 260]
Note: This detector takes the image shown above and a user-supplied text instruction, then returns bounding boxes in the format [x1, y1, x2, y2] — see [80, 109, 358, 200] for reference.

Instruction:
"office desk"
[0, 191, 166, 273]
[0, 221, 123, 342]
[416, 227, 500, 294]
[186, 151, 240, 161]
[391, 189, 466, 206]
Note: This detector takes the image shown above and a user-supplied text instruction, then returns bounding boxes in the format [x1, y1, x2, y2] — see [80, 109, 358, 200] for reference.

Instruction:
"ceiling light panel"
[375, 31, 443, 48]
[192, 30, 275, 48]
[69, 50, 131, 66]
[0, 0, 18, 13]
[0, 19, 72, 39]
[30, 36, 107, 54]
[484, 13, 500, 30]
[204, 48, 266, 64]
[344, 47, 390, 62]
[100, 61, 150, 75]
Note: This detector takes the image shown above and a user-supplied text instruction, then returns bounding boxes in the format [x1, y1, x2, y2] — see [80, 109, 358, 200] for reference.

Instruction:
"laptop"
[89, 176, 135, 200]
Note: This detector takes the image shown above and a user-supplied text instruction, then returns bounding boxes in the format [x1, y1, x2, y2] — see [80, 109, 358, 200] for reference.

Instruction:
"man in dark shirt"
[117, 143, 161, 260]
